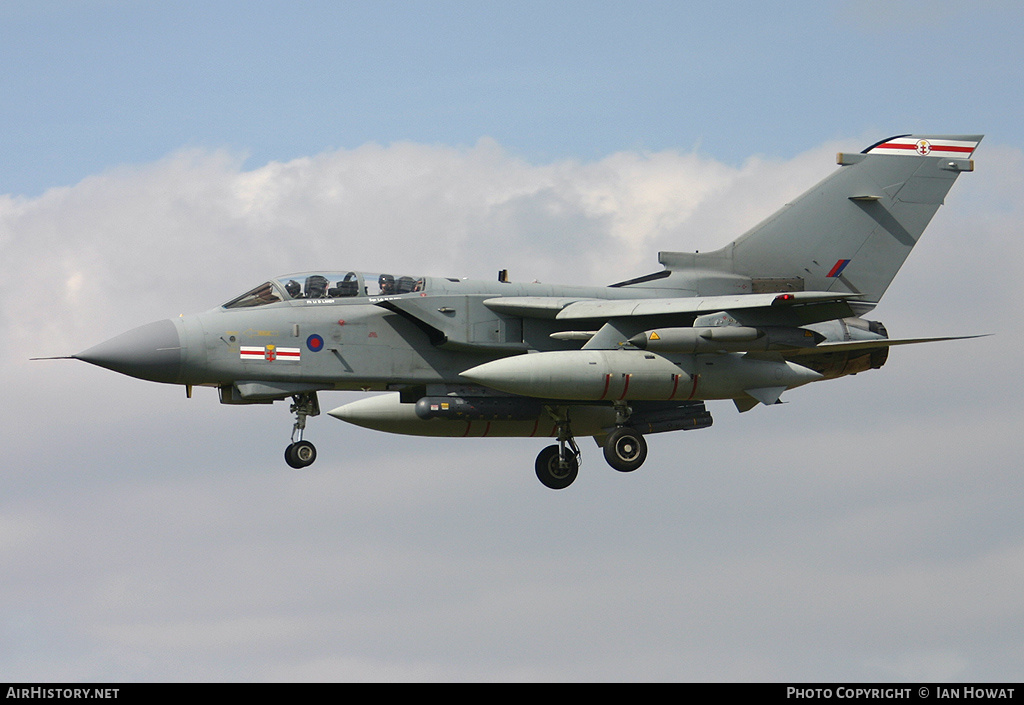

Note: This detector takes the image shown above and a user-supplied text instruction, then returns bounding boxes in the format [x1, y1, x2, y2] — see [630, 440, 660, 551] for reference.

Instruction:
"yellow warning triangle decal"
[650, 331, 660, 340]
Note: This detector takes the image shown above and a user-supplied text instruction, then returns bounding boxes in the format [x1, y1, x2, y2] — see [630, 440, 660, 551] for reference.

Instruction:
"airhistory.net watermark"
[6, 689, 118, 699]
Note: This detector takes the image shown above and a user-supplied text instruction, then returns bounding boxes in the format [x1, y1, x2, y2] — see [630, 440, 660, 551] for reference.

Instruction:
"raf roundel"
[307, 334, 325, 352]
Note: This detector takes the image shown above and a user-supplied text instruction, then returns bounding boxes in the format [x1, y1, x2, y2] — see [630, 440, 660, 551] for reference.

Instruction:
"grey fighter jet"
[60, 134, 984, 489]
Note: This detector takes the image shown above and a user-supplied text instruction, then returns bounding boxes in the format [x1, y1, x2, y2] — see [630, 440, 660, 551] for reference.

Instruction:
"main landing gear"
[284, 392, 320, 469]
[534, 403, 648, 489]
[603, 426, 647, 473]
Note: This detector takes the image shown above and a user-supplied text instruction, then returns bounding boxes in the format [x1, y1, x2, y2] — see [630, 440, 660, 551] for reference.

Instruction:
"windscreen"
[223, 271, 427, 309]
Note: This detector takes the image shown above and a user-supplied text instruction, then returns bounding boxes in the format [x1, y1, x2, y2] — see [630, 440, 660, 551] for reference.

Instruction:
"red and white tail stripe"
[866, 135, 980, 158]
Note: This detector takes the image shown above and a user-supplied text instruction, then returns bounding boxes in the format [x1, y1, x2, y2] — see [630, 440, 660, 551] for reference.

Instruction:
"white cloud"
[0, 136, 849, 347]
[3, 137, 1023, 681]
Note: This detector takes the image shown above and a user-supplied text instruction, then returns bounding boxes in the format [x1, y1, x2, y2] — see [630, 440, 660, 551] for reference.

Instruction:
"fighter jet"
[58, 134, 984, 489]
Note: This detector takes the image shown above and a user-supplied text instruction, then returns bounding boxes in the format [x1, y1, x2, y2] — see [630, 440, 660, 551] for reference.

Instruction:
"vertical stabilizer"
[658, 135, 982, 304]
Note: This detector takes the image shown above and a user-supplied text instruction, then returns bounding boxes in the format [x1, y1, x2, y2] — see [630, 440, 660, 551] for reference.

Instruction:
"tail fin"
[659, 134, 982, 305]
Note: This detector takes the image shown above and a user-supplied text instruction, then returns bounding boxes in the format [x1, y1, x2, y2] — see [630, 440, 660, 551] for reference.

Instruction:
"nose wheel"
[285, 392, 320, 469]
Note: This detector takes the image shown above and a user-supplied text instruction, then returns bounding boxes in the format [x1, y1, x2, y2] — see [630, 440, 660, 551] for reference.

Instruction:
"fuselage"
[76, 269, 886, 407]
[92, 270, 670, 392]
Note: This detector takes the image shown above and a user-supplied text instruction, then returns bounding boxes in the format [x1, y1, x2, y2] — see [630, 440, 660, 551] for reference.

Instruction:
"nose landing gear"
[285, 439, 317, 468]
[284, 392, 320, 469]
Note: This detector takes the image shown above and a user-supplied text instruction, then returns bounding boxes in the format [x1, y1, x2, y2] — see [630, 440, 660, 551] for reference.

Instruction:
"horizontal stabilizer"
[782, 334, 988, 358]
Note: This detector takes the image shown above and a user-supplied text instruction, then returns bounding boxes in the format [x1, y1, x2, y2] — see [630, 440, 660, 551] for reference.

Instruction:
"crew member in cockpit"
[378, 274, 396, 295]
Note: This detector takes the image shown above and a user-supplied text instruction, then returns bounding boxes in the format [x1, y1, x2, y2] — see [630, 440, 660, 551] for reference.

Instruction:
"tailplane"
[658, 135, 982, 305]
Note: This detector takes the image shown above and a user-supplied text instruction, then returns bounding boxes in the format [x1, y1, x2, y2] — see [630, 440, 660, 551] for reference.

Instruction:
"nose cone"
[75, 319, 183, 384]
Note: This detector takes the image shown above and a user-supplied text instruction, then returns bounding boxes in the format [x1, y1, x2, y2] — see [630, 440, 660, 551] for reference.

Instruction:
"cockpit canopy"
[223, 271, 426, 309]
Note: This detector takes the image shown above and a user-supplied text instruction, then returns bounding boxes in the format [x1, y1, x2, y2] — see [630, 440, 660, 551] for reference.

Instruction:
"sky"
[2, 0, 1024, 683]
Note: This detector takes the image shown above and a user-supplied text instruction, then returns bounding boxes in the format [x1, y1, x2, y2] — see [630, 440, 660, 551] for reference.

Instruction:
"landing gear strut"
[532, 402, 651, 488]
[534, 407, 580, 489]
[284, 392, 320, 469]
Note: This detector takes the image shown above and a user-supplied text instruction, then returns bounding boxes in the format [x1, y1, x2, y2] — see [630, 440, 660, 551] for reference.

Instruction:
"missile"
[460, 349, 822, 402]
[628, 325, 826, 353]
[628, 326, 762, 353]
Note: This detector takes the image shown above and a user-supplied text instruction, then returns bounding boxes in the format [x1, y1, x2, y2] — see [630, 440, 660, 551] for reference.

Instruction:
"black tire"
[285, 440, 317, 469]
[535, 445, 579, 490]
[603, 427, 647, 472]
